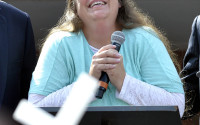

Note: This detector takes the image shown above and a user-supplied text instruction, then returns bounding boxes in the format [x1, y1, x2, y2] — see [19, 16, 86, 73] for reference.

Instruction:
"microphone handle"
[100, 71, 110, 83]
[95, 42, 121, 99]
[95, 72, 109, 99]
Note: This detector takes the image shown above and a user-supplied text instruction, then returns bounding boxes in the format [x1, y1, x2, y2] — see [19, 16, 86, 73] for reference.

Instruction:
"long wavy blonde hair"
[43, 0, 180, 72]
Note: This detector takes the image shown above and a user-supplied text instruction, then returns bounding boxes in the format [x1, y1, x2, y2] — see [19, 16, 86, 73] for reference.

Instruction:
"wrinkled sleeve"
[136, 32, 184, 93]
[29, 34, 72, 96]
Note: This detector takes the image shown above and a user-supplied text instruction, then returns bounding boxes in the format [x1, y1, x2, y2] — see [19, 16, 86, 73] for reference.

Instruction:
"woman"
[28, 0, 185, 117]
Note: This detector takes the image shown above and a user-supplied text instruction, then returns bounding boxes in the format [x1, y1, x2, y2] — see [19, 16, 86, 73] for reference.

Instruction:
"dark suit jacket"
[180, 15, 200, 90]
[180, 15, 200, 115]
[0, 2, 36, 112]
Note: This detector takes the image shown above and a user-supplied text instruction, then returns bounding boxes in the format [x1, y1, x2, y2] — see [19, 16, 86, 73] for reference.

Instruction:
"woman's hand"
[89, 44, 126, 92]
[105, 55, 125, 92]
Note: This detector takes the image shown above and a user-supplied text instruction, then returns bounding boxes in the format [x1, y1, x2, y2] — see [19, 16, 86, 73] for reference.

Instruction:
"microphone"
[95, 31, 125, 99]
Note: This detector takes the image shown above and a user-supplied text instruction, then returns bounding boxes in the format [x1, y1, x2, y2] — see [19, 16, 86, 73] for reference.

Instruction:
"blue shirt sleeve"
[136, 30, 184, 93]
[29, 33, 72, 96]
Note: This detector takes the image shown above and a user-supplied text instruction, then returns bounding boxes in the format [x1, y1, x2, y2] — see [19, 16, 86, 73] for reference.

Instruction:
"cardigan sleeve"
[133, 30, 184, 93]
[29, 33, 73, 96]
[116, 74, 185, 117]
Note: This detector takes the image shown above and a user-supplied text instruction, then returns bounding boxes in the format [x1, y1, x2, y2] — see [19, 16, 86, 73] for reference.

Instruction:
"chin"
[92, 12, 108, 19]
[94, 15, 107, 20]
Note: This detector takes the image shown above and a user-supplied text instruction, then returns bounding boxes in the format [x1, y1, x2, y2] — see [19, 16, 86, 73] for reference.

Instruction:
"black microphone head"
[111, 31, 125, 45]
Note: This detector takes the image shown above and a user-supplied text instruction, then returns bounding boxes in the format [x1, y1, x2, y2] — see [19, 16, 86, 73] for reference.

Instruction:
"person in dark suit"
[180, 15, 200, 118]
[0, 1, 36, 113]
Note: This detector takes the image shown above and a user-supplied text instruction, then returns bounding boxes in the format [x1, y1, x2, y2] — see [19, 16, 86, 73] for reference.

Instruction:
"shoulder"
[0, 1, 29, 19]
[124, 26, 159, 40]
[44, 31, 80, 49]
[190, 15, 200, 38]
[124, 26, 163, 47]
[196, 15, 200, 29]
[194, 15, 200, 22]
[192, 15, 200, 28]
[47, 31, 79, 43]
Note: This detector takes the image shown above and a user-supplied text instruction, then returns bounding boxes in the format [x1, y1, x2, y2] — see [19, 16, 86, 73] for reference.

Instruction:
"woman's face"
[75, 0, 121, 26]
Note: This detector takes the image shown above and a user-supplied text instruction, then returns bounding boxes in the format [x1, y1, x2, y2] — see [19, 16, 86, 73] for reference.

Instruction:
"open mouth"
[89, 1, 107, 8]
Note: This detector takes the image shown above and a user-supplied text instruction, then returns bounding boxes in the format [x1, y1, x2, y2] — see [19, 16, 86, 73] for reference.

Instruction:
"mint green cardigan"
[29, 27, 184, 106]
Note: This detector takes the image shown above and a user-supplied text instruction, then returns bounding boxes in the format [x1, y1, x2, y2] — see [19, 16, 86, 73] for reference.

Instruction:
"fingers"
[95, 44, 120, 59]
[104, 56, 123, 72]
[93, 57, 121, 65]
[89, 44, 122, 79]
[89, 62, 117, 79]
[98, 44, 116, 53]
[95, 49, 121, 58]
[92, 63, 117, 71]
[91, 56, 120, 72]
[92, 44, 121, 67]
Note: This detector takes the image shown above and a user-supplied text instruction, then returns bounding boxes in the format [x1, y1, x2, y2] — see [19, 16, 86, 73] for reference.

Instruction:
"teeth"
[90, 1, 105, 8]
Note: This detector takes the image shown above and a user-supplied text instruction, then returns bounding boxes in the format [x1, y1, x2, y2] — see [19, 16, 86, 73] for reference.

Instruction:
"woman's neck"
[82, 22, 121, 49]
